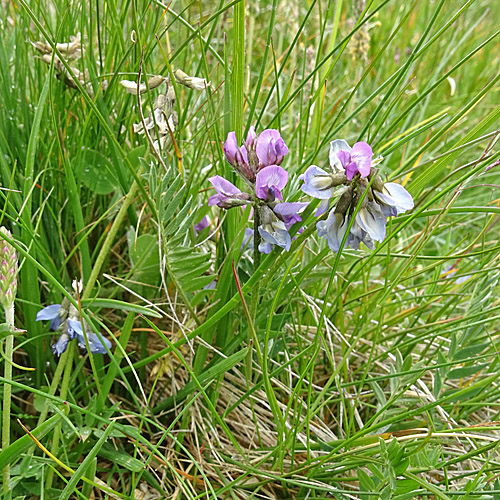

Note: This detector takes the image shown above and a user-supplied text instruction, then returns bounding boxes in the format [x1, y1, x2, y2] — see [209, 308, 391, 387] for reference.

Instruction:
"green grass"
[1, 0, 500, 498]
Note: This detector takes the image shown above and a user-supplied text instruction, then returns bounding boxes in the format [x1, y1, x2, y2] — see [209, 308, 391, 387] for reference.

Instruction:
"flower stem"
[253, 206, 261, 271]
[45, 340, 75, 490]
[2, 303, 15, 499]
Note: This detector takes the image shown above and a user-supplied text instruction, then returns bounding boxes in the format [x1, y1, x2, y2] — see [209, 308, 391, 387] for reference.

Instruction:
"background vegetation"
[0, 0, 500, 498]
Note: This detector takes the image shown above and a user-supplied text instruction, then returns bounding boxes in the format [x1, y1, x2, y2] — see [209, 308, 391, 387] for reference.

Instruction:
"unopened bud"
[371, 173, 385, 192]
[335, 187, 353, 216]
[0, 227, 18, 308]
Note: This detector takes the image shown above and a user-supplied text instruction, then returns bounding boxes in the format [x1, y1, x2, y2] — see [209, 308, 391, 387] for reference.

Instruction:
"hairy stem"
[2, 303, 15, 499]
[253, 205, 261, 270]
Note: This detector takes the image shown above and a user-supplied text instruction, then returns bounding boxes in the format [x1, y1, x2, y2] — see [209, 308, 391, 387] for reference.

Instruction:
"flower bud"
[334, 187, 353, 216]
[0, 227, 18, 309]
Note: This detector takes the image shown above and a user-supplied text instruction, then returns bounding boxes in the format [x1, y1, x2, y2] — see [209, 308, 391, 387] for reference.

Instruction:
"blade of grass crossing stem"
[59, 422, 118, 500]
[232, 0, 245, 142]
[245, 0, 277, 135]
[193, 6, 245, 376]
[0, 413, 63, 472]
[19, 73, 50, 383]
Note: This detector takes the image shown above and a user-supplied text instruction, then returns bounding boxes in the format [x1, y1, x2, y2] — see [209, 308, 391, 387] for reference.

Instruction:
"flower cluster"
[37, 282, 111, 356]
[0, 228, 18, 310]
[209, 128, 307, 253]
[300, 139, 414, 252]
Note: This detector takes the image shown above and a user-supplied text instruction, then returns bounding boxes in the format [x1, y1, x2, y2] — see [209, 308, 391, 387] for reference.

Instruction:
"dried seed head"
[120, 75, 167, 95]
[173, 69, 210, 91]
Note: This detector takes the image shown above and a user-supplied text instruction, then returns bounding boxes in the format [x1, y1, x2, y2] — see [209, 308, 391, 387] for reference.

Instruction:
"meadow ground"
[1, 0, 500, 498]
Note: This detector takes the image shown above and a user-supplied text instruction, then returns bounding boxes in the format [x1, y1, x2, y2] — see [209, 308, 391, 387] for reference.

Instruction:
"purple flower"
[329, 139, 373, 181]
[223, 132, 253, 180]
[208, 176, 251, 209]
[273, 202, 308, 230]
[255, 165, 288, 201]
[255, 129, 289, 169]
[224, 132, 247, 165]
[194, 216, 209, 232]
[245, 126, 257, 148]
[373, 182, 414, 217]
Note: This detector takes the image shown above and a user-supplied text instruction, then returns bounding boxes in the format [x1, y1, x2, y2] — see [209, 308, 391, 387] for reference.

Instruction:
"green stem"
[36, 346, 71, 426]
[45, 340, 75, 490]
[253, 205, 261, 271]
[2, 303, 15, 499]
[82, 172, 143, 301]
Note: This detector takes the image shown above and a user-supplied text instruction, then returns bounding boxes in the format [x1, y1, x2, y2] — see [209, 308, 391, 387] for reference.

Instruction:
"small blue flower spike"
[68, 318, 112, 354]
[37, 303, 112, 356]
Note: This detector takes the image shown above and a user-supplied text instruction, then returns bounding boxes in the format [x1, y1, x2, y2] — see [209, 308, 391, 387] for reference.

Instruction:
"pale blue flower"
[36, 303, 62, 331]
[37, 302, 111, 356]
[258, 223, 291, 253]
[374, 182, 414, 216]
[68, 318, 112, 354]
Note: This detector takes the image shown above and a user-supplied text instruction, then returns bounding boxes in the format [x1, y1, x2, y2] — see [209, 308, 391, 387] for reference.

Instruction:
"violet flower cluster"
[300, 139, 414, 252]
[209, 128, 307, 253]
[37, 291, 111, 356]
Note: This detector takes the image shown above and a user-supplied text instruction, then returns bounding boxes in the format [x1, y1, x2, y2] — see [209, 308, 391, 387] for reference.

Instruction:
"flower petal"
[258, 225, 292, 252]
[274, 202, 308, 230]
[208, 176, 241, 196]
[329, 139, 351, 171]
[378, 182, 414, 214]
[245, 126, 256, 148]
[52, 333, 70, 357]
[273, 202, 308, 217]
[194, 216, 209, 232]
[315, 199, 330, 216]
[300, 165, 335, 199]
[344, 161, 358, 181]
[255, 165, 288, 200]
[223, 132, 239, 165]
[356, 203, 387, 242]
[256, 129, 289, 167]
[50, 316, 62, 331]
[350, 141, 373, 178]
[78, 332, 112, 354]
[36, 304, 62, 322]
[241, 227, 254, 252]
[67, 318, 83, 339]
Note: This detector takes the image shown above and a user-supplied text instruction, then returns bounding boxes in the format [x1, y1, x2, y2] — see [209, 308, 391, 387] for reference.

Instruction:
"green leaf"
[81, 298, 162, 317]
[0, 413, 63, 470]
[127, 231, 160, 290]
[98, 443, 144, 472]
[78, 148, 119, 195]
[447, 363, 489, 379]
[59, 422, 119, 500]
